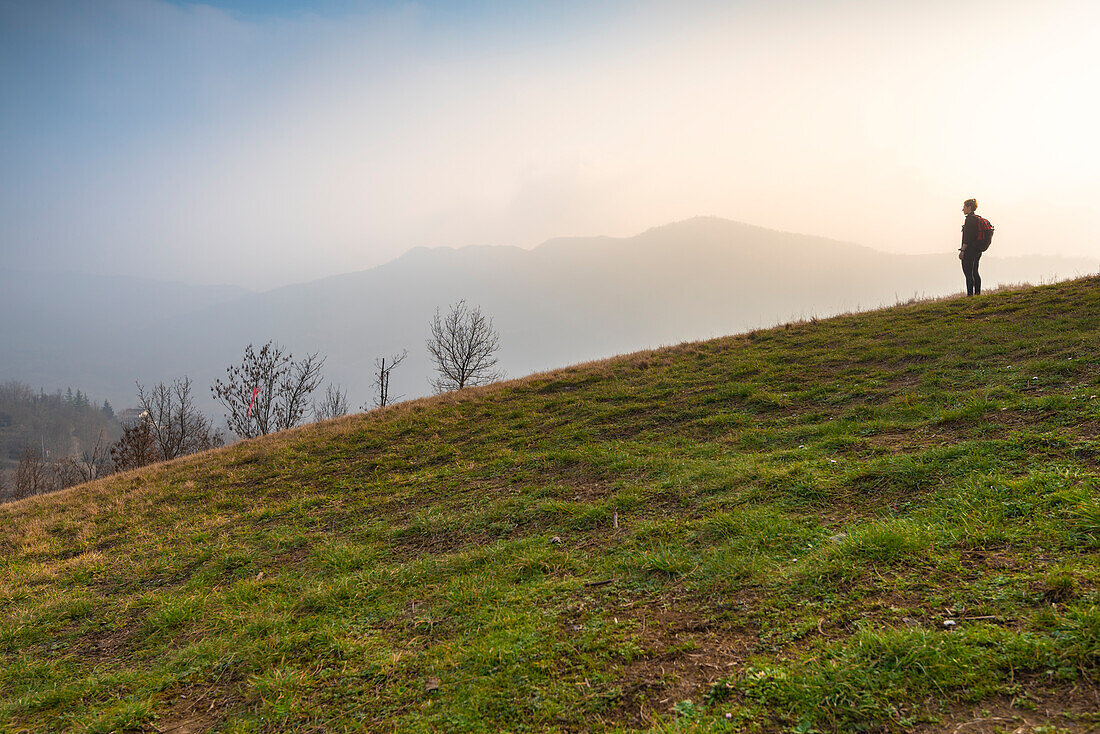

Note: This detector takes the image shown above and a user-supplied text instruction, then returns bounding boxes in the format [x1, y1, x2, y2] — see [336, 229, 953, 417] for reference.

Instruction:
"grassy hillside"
[2, 278, 1099, 733]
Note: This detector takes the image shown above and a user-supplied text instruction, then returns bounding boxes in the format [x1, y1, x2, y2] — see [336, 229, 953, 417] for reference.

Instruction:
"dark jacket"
[961, 213, 979, 250]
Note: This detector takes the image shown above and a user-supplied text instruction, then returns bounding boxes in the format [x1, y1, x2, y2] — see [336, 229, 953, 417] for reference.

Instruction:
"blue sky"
[2, 0, 1098, 288]
[163, 0, 596, 21]
[168, 0, 375, 15]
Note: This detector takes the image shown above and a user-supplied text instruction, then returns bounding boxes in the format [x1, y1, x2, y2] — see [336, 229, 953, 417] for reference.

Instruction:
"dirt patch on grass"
[142, 677, 242, 734]
[77, 623, 136, 664]
[385, 524, 508, 561]
[266, 544, 313, 575]
[953, 546, 1022, 570]
[864, 429, 948, 454]
[987, 409, 1059, 429]
[597, 591, 760, 728]
[556, 477, 617, 503]
[913, 677, 1100, 733]
[144, 708, 219, 733]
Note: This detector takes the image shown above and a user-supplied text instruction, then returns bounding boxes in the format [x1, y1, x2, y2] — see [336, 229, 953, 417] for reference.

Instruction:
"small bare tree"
[282, 353, 326, 429]
[370, 350, 407, 408]
[212, 341, 326, 438]
[51, 459, 84, 491]
[426, 301, 502, 392]
[137, 377, 221, 460]
[110, 420, 158, 472]
[76, 432, 113, 482]
[313, 384, 350, 422]
[13, 445, 50, 499]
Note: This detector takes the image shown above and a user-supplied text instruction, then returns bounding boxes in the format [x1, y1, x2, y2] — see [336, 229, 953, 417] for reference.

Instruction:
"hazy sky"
[2, 0, 1099, 289]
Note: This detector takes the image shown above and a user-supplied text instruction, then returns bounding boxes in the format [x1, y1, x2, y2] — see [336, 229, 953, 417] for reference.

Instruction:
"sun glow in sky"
[2, 0, 1099, 288]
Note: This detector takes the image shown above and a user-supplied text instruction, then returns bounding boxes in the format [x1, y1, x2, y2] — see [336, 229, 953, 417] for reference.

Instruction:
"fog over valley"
[3, 218, 1094, 417]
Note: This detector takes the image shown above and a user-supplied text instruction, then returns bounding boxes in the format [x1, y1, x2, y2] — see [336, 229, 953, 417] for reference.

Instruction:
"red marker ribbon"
[247, 386, 260, 418]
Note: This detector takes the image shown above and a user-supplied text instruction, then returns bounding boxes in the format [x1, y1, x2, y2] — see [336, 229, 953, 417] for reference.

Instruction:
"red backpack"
[975, 215, 994, 251]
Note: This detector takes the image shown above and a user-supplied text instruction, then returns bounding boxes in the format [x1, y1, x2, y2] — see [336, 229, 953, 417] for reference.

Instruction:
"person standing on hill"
[959, 198, 982, 296]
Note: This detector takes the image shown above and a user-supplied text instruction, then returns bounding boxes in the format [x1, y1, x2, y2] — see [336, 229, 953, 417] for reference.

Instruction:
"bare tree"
[370, 350, 407, 408]
[51, 459, 84, 491]
[13, 445, 50, 499]
[281, 352, 326, 429]
[426, 301, 503, 392]
[313, 384, 350, 422]
[212, 342, 285, 438]
[211, 341, 326, 439]
[110, 420, 158, 472]
[76, 431, 113, 482]
[137, 377, 221, 460]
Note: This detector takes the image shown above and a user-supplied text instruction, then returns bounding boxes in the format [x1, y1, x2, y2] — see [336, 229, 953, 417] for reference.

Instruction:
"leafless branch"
[313, 384, 350, 422]
[13, 445, 50, 498]
[371, 350, 408, 408]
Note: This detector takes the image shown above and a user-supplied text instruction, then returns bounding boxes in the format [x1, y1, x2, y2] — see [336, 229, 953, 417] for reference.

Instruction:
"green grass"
[2, 278, 1099, 733]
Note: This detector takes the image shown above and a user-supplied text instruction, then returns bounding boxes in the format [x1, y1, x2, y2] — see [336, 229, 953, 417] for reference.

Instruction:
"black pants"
[962, 249, 982, 296]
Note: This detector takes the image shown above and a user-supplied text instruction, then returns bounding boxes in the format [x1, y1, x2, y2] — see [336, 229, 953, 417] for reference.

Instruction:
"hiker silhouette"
[958, 198, 992, 296]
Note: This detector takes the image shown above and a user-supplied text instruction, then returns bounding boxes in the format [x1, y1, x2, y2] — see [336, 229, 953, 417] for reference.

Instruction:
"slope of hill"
[1, 218, 1095, 416]
[1, 277, 1099, 732]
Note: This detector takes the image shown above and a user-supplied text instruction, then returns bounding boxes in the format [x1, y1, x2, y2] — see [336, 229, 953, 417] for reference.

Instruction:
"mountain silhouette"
[2, 217, 1095, 415]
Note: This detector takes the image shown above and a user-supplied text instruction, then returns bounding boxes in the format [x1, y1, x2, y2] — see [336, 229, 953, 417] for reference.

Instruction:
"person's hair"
[964, 198, 978, 211]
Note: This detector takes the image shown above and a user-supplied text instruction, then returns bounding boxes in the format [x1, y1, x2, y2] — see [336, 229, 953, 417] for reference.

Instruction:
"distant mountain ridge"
[2, 217, 1095, 416]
